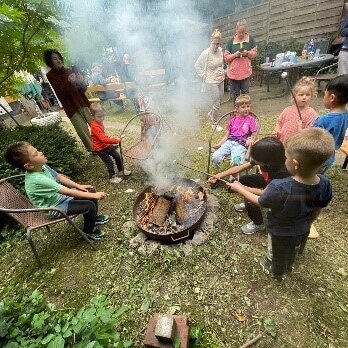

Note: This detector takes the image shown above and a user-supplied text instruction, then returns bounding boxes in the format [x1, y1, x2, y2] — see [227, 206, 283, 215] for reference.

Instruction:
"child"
[227, 128, 335, 280]
[90, 103, 131, 183]
[272, 77, 318, 143]
[212, 94, 258, 170]
[208, 137, 290, 234]
[4, 142, 109, 240]
[313, 74, 348, 173]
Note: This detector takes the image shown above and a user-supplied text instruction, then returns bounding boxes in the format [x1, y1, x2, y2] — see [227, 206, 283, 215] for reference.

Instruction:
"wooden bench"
[86, 82, 136, 103]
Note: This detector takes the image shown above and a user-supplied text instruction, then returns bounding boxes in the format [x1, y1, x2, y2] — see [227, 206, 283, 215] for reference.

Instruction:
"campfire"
[134, 179, 207, 240]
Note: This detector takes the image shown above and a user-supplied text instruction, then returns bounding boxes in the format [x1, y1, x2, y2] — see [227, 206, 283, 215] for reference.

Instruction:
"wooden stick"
[240, 334, 263, 348]
[173, 160, 234, 184]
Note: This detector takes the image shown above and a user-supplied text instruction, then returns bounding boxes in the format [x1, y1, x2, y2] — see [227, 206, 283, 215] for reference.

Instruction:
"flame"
[138, 192, 157, 226]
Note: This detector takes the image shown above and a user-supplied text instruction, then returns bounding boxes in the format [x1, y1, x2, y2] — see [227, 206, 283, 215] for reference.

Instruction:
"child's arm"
[212, 131, 229, 148]
[246, 132, 257, 146]
[226, 181, 261, 206]
[207, 161, 253, 183]
[57, 174, 93, 192]
[272, 112, 284, 137]
[59, 186, 107, 200]
[94, 130, 121, 145]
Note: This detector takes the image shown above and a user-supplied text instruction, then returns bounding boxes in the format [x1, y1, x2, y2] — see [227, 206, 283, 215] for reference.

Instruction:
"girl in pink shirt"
[272, 77, 318, 143]
[212, 95, 258, 170]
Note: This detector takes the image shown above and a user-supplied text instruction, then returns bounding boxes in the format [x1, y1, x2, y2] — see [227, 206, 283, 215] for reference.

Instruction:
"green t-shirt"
[25, 165, 71, 216]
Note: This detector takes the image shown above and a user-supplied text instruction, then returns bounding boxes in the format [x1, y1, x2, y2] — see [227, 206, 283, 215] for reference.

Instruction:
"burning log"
[149, 196, 171, 226]
[174, 197, 187, 224]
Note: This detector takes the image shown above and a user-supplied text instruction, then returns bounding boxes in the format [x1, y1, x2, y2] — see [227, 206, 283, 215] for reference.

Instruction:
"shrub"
[0, 289, 132, 347]
[0, 124, 86, 235]
[0, 124, 86, 178]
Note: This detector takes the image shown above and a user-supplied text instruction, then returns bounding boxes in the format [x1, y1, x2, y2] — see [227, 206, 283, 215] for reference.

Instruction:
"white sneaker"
[110, 176, 122, 184]
[241, 222, 265, 235]
[234, 202, 246, 212]
[121, 169, 132, 176]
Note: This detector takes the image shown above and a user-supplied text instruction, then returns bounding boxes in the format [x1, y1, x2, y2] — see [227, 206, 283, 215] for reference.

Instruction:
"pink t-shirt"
[273, 105, 318, 143]
[226, 114, 258, 145]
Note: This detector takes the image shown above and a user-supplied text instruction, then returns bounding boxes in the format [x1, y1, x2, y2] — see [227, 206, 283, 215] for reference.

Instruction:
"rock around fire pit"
[133, 178, 208, 243]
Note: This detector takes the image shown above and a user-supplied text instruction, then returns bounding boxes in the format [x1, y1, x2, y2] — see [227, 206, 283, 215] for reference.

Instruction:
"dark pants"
[67, 199, 98, 234]
[271, 234, 306, 277]
[229, 77, 250, 104]
[97, 145, 123, 178]
[239, 174, 267, 225]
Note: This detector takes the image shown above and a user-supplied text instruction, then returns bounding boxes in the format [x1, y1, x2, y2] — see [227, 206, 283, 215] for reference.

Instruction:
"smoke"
[62, 0, 211, 186]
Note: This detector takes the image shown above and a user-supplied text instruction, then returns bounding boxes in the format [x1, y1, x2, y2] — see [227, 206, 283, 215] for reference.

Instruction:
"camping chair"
[119, 112, 163, 160]
[0, 175, 96, 267]
[206, 111, 261, 175]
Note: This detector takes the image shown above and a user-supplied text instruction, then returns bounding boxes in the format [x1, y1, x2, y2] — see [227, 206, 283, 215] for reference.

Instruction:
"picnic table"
[260, 54, 335, 99]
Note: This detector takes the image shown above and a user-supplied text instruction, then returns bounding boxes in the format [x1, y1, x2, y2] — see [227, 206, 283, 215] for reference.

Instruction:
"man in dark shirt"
[44, 49, 92, 152]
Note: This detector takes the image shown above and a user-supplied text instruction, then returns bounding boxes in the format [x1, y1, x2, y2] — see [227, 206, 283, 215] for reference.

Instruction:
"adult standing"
[224, 19, 257, 104]
[195, 29, 225, 131]
[44, 49, 92, 152]
[338, 15, 348, 75]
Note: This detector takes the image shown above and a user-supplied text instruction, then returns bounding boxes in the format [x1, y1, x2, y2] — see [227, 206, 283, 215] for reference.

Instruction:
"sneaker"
[234, 202, 246, 212]
[241, 222, 265, 235]
[121, 169, 132, 176]
[95, 214, 109, 225]
[87, 228, 107, 240]
[110, 175, 122, 184]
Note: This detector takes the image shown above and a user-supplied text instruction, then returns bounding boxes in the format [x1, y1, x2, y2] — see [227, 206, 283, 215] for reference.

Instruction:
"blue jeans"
[212, 140, 247, 169]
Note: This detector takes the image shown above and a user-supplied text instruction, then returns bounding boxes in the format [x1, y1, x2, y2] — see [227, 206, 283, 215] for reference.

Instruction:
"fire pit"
[133, 178, 207, 243]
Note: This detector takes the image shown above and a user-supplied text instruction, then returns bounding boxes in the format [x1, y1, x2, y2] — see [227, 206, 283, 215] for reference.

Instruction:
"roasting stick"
[172, 160, 234, 184]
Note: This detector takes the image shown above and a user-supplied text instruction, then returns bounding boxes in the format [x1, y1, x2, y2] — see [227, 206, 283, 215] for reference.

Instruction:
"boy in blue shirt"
[313, 74, 348, 173]
[4, 142, 109, 240]
[227, 128, 335, 280]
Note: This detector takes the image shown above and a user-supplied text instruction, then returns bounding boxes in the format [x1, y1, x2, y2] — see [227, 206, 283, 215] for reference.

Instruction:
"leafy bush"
[0, 289, 132, 347]
[0, 124, 86, 179]
[0, 123, 86, 235]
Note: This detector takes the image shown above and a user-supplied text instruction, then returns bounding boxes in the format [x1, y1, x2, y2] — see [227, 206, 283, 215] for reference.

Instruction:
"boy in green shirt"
[5, 142, 108, 240]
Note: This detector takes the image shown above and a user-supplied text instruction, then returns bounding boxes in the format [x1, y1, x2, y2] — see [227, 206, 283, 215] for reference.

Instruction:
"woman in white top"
[195, 29, 225, 131]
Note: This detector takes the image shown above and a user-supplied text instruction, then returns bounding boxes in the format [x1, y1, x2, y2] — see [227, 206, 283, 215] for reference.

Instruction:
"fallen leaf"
[168, 305, 181, 315]
[336, 268, 347, 277]
[235, 313, 247, 322]
[262, 317, 277, 337]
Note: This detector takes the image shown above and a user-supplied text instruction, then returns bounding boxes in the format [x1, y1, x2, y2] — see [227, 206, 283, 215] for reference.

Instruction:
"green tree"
[0, 0, 68, 97]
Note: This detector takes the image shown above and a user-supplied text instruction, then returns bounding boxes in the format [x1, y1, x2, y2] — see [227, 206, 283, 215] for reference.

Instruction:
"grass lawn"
[1, 83, 347, 347]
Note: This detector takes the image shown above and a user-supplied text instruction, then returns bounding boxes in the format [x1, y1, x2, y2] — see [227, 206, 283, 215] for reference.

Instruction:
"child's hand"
[207, 173, 222, 184]
[94, 192, 108, 200]
[271, 130, 278, 137]
[212, 143, 220, 149]
[297, 119, 303, 131]
[226, 181, 242, 192]
[245, 138, 254, 146]
[78, 184, 94, 192]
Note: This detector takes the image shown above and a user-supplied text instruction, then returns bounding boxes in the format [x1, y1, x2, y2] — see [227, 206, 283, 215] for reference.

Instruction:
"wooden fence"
[214, 0, 346, 45]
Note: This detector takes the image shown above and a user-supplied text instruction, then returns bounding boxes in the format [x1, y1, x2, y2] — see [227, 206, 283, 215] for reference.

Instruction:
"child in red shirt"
[90, 103, 131, 183]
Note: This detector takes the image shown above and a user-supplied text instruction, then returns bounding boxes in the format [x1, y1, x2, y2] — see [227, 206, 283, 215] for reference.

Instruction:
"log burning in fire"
[136, 183, 205, 235]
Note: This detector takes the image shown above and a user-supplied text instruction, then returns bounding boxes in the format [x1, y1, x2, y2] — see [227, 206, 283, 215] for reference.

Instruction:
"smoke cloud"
[62, 0, 211, 187]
